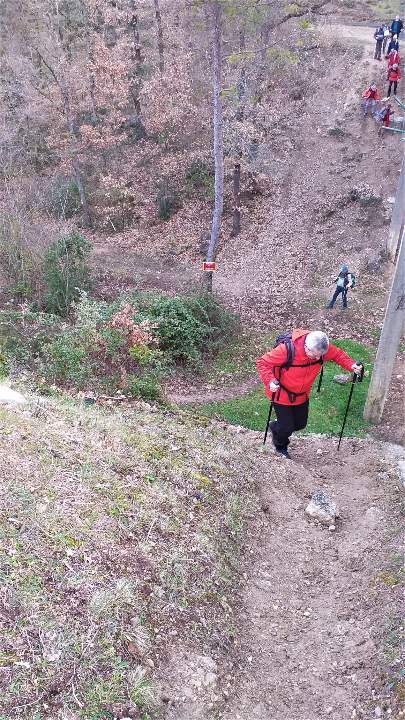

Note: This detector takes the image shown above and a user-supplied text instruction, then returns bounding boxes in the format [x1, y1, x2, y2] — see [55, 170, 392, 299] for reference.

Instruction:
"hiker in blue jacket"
[387, 34, 400, 54]
[391, 15, 403, 37]
[374, 25, 385, 60]
[326, 264, 355, 310]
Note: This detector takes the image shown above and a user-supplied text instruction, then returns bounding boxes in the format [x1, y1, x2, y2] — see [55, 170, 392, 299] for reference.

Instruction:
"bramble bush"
[1, 293, 238, 400]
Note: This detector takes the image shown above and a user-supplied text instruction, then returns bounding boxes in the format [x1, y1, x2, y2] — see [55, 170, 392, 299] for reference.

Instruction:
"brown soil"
[219, 435, 404, 720]
[159, 434, 404, 720]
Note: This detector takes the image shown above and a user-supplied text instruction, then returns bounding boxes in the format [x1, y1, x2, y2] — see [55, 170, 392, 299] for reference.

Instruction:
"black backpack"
[273, 332, 324, 397]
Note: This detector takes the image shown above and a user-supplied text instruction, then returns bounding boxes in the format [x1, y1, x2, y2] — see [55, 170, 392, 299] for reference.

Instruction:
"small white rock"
[0, 385, 26, 405]
[329, 525, 336, 531]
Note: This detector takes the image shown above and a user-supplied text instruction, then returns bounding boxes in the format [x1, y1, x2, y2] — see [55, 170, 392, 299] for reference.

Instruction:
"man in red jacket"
[256, 330, 363, 458]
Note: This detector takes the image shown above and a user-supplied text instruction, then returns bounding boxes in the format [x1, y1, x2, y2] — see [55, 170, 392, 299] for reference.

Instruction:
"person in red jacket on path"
[361, 82, 381, 116]
[387, 63, 401, 96]
[256, 330, 363, 459]
[387, 48, 400, 68]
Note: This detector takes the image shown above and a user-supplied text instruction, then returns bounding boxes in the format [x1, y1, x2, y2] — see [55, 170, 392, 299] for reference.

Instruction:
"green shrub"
[185, 294, 239, 353]
[142, 296, 209, 365]
[42, 334, 92, 386]
[156, 181, 182, 220]
[124, 374, 161, 402]
[0, 292, 237, 397]
[43, 232, 92, 316]
[139, 294, 238, 366]
[185, 160, 214, 197]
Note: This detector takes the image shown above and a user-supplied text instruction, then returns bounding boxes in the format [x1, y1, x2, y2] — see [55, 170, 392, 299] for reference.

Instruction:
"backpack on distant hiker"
[273, 332, 324, 394]
[336, 271, 355, 289]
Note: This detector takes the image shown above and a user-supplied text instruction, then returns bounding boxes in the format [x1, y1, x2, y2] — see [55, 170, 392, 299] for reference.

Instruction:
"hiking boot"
[277, 447, 291, 459]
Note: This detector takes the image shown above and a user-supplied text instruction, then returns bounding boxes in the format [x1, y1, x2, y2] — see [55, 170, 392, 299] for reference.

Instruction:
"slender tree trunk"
[153, 0, 165, 74]
[203, 0, 223, 293]
[231, 29, 246, 238]
[129, 6, 142, 114]
[87, 36, 98, 124]
[60, 80, 92, 227]
[231, 162, 241, 238]
[128, 3, 146, 137]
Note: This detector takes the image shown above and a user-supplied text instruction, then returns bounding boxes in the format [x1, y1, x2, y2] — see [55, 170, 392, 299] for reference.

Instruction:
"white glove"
[351, 363, 362, 376]
[269, 380, 280, 392]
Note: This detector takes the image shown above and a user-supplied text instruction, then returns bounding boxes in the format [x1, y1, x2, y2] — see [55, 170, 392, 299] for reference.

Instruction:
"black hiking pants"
[374, 39, 383, 59]
[388, 80, 398, 96]
[271, 400, 309, 450]
[327, 286, 348, 309]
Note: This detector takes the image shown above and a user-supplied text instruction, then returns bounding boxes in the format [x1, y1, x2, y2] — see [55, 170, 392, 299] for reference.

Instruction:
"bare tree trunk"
[231, 29, 246, 238]
[128, 2, 147, 137]
[129, 4, 142, 115]
[86, 36, 98, 124]
[203, 0, 223, 293]
[231, 162, 241, 238]
[153, 0, 165, 74]
[60, 80, 92, 227]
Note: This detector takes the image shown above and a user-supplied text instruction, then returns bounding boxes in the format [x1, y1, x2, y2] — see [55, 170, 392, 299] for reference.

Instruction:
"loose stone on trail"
[305, 489, 339, 525]
[333, 374, 351, 384]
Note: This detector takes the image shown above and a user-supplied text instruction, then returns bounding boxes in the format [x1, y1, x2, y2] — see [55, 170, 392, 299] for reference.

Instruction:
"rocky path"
[219, 436, 404, 720]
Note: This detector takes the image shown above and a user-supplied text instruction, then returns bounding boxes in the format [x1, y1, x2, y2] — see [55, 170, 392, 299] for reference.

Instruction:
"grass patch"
[0, 393, 259, 718]
[198, 339, 373, 438]
[206, 331, 274, 381]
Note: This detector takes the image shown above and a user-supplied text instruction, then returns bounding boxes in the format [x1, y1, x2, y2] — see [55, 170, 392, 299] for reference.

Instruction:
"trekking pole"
[337, 363, 364, 451]
[263, 395, 274, 445]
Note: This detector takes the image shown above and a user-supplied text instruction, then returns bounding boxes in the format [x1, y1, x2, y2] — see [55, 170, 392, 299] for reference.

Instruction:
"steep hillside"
[0, 390, 403, 719]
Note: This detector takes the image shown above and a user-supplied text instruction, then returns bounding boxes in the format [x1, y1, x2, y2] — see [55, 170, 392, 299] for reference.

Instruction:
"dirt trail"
[218, 435, 404, 720]
[320, 22, 376, 47]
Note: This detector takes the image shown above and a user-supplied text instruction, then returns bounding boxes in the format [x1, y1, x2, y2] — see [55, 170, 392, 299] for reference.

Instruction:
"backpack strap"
[288, 359, 323, 368]
[273, 357, 324, 402]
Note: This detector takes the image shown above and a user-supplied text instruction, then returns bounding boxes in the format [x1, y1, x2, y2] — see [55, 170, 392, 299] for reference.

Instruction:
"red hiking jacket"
[256, 329, 355, 406]
[388, 66, 401, 82]
[362, 86, 381, 100]
[387, 51, 400, 68]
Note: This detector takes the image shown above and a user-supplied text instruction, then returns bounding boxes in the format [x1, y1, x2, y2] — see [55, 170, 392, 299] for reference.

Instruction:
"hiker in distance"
[256, 330, 363, 459]
[361, 82, 381, 116]
[373, 25, 385, 60]
[386, 33, 399, 55]
[326, 263, 355, 310]
[390, 15, 403, 38]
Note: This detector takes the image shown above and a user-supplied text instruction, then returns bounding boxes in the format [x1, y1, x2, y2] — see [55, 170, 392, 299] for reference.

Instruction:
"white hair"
[305, 331, 329, 354]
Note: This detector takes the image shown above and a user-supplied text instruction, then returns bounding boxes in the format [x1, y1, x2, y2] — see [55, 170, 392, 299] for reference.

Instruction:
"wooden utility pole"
[364, 228, 405, 423]
[386, 154, 405, 261]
